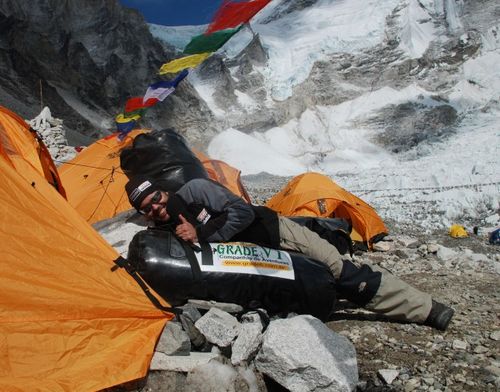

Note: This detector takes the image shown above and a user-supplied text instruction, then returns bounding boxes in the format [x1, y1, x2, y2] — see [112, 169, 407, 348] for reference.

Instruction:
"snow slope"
[204, 0, 500, 230]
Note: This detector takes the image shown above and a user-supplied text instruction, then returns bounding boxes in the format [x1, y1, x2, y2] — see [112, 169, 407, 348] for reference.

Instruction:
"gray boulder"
[231, 322, 263, 366]
[195, 307, 241, 347]
[156, 321, 191, 356]
[255, 315, 358, 391]
[179, 304, 207, 349]
[150, 352, 219, 373]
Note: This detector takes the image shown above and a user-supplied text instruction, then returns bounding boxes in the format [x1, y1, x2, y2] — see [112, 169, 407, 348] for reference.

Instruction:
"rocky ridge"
[0, 0, 214, 145]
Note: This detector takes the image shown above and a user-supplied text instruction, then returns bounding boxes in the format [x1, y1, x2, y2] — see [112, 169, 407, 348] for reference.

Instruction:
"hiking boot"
[424, 300, 454, 331]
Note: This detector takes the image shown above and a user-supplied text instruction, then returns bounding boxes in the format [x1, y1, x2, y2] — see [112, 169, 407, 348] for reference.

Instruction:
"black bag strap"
[179, 241, 203, 282]
[200, 241, 213, 266]
[111, 256, 182, 316]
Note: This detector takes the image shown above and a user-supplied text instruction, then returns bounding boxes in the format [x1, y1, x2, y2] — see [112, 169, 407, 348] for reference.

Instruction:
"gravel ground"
[330, 222, 500, 391]
[242, 175, 500, 391]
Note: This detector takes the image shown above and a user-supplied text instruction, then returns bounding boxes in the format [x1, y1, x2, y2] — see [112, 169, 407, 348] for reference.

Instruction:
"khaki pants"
[277, 217, 432, 322]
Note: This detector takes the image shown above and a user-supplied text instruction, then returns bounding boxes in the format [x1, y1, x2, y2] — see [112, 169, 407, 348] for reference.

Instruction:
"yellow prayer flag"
[159, 53, 211, 75]
[115, 113, 141, 123]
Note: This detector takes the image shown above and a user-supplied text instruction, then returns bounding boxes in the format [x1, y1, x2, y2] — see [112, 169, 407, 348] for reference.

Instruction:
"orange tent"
[60, 129, 250, 224]
[0, 121, 172, 390]
[0, 105, 66, 197]
[196, 152, 252, 203]
[59, 130, 146, 223]
[266, 172, 388, 247]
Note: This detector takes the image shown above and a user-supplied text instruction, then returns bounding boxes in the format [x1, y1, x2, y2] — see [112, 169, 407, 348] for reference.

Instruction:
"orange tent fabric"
[0, 105, 66, 197]
[0, 139, 171, 390]
[195, 151, 252, 203]
[60, 130, 251, 224]
[59, 130, 147, 223]
[266, 172, 388, 247]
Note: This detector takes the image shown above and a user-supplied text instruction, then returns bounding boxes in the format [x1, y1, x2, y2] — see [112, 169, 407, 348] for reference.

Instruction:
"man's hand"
[175, 214, 198, 243]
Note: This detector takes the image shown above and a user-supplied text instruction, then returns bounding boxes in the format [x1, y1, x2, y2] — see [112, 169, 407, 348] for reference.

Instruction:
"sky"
[120, 0, 223, 26]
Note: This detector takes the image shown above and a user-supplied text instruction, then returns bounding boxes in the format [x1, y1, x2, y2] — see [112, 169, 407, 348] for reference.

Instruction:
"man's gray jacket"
[166, 178, 280, 247]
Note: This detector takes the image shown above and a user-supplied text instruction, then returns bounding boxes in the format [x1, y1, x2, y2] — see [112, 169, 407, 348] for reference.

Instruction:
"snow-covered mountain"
[5, 0, 499, 231]
[149, 23, 207, 51]
[151, 0, 499, 231]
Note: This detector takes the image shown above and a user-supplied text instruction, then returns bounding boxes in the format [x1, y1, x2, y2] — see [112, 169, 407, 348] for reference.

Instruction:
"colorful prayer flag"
[116, 113, 141, 123]
[116, 119, 136, 134]
[143, 69, 189, 103]
[159, 53, 211, 75]
[206, 0, 272, 34]
[125, 96, 158, 113]
[112, 0, 269, 132]
[183, 27, 242, 55]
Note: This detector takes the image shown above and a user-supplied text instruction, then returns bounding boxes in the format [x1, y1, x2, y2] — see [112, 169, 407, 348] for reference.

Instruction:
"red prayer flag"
[124, 96, 158, 113]
[206, 0, 272, 34]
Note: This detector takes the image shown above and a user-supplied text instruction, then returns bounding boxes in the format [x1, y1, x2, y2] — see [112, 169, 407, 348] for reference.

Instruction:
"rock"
[255, 315, 358, 392]
[156, 321, 191, 356]
[240, 365, 269, 392]
[397, 236, 419, 247]
[188, 299, 244, 314]
[150, 352, 219, 372]
[452, 340, 468, 350]
[179, 304, 207, 349]
[195, 307, 241, 347]
[436, 245, 457, 261]
[185, 360, 258, 392]
[142, 371, 187, 391]
[468, 253, 490, 263]
[0, 0, 215, 141]
[426, 243, 439, 254]
[490, 331, 500, 341]
[418, 244, 429, 255]
[373, 242, 393, 252]
[231, 322, 263, 365]
[377, 369, 399, 384]
[395, 249, 410, 259]
[241, 310, 269, 329]
[484, 365, 500, 377]
[422, 376, 434, 385]
[404, 378, 420, 391]
[473, 345, 489, 354]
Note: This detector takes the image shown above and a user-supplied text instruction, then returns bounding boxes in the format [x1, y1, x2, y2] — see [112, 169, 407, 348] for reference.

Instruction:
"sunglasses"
[138, 191, 163, 215]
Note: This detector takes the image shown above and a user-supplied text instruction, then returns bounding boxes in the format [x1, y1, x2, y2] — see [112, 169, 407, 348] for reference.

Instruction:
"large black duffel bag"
[127, 228, 337, 321]
[288, 216, 353, 255]
[120, 128, 208, 192]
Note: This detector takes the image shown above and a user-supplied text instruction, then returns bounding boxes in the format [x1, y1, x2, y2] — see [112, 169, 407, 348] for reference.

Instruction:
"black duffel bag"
[120, 128, 208, 192]
[127, 228, 337, 321]
[288, 216, 353, 255]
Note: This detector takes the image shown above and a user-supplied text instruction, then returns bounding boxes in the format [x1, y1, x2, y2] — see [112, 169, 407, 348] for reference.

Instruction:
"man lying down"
[125, 176, 454, 331]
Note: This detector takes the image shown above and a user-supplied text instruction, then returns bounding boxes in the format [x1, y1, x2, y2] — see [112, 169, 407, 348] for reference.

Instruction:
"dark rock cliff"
[0, 0, 213, 144]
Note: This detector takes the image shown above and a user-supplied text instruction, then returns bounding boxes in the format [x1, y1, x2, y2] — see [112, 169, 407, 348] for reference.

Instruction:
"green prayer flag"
[183, 27, 242, 55]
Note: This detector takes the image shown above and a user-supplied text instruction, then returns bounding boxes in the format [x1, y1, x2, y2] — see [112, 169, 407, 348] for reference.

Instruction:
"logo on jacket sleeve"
[197, 208, 211, 224]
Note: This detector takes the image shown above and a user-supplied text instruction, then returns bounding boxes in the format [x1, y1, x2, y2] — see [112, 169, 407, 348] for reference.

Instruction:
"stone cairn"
[145, 300, 359, 392]
[29, 106, 77, 164]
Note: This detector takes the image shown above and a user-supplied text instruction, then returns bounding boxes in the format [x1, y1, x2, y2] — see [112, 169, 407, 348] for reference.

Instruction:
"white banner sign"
[194, 242, 295, 280]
